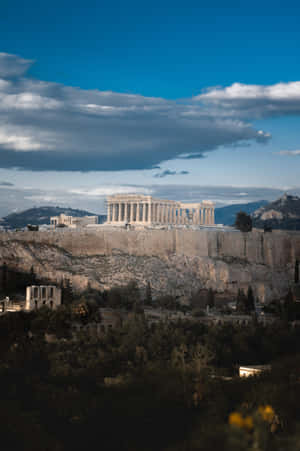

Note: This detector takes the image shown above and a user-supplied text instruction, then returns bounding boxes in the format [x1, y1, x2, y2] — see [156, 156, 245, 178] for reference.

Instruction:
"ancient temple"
[105, 194, 215, 226]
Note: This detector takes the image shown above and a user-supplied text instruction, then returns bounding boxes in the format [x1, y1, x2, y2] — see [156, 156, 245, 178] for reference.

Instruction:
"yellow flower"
[243, 416, 254, 431]
[229, 412, 254, 431]
[258, 405, 275, 423]
[229, 412, 245, 428]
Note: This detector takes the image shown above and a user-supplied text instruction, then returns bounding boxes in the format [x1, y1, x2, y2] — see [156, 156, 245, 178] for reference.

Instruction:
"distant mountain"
[0, 206, 107, 229]
[252, 194, 300, 230]
[215, 200, 268, 226]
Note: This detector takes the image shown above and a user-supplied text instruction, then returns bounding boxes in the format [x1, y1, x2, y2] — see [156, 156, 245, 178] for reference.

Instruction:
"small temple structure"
[105, 194, 215, 227]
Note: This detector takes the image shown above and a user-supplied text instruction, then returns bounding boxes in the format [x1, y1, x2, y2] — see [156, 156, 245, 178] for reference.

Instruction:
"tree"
[295, 259, 299, 284]
[145, 281, 152, 305]
[207, 288, 215, 309]
[283, 289, 295, 322]
[234, 211, 253, 232]
[1, 262, 8, 293]
[61, 278, 74, 305]
[236, 289, 248, 313]
[246, 286, 255, 313]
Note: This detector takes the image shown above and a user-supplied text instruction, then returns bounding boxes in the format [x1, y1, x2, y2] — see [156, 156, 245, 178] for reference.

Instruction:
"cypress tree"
[295, 260, 299, 284]
[145, 281, 152, 305]
[246, 286, 255, 313]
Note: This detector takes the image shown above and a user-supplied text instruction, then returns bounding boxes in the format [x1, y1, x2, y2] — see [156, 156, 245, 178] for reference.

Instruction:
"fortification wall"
[1, 228, 300, 267]
[1, 228, 300, 302]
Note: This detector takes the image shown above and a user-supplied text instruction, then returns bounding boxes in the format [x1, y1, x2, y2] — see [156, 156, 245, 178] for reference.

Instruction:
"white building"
[50, 214, 98, 228]
[106, 194, 215, 227]
[25, 285, 62, 310]
[239, 365, 271, 377]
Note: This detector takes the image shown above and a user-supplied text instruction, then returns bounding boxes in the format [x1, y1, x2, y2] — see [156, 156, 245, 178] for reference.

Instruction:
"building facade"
[50, 214, 98, 228]
[106, 194, 215, 227]
[25, 285, 62, 310]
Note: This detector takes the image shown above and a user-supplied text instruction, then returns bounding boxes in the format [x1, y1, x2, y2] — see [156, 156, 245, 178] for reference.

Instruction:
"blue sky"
[0, 0, 300, 215]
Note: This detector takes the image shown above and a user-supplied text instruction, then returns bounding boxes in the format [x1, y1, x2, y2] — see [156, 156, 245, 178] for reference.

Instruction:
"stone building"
[50, 214, 98, 228]
[106, 194, 215, 227]
[25, 285, 62, 310]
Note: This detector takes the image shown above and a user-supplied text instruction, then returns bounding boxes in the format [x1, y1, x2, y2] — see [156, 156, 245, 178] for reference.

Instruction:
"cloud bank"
[1, 183, 298, 218]
[0, 52, 273, 172]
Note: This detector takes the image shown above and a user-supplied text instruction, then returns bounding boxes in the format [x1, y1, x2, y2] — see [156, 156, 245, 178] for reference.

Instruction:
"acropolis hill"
[1, 226, 300, 302]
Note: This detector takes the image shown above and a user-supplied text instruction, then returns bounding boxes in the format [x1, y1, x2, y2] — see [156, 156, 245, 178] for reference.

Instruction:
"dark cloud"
[0, 181, 13, 186]
[154, 170, 177, 178]
[0, 53, 272, 172]
[154, 169, 190, 178]
[0, 53, 33, 78]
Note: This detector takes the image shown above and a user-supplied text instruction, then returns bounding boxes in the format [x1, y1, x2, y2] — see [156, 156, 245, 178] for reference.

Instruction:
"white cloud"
[69, 185, 152, 197]
[278, 149, 300, 156]
[196, 82, 300, 118]
[197, 81, 300, 101]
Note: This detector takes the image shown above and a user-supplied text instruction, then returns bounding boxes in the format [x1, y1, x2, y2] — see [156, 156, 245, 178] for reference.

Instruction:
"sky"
[0, 0, 300, 216]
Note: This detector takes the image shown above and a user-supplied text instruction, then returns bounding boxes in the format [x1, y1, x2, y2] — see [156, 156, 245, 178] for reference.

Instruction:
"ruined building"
[106, 194, 215, 226]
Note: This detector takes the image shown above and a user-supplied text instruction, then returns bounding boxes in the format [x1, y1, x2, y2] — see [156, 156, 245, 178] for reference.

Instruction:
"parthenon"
[106, 194, 215, 226]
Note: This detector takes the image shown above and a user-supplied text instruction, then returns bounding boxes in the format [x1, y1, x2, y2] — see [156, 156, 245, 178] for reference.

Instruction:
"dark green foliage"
[207, 288, 215, 308]
[61, 278, 74, 305]
[0, 264, 39, 296]
[236, 287, 255, 314]
[145, 281, 152, 304]
[234, 211, 253, 232]
[295, 259, 299, 284]
[236, 289, 248, 313]
[1, 308, 300, 450]
[283, 289, 295, 322]
[246, 286, 255, 312]
[106, 280, 141, 310]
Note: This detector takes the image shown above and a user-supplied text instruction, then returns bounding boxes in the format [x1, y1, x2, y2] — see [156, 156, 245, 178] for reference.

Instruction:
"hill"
[0, 206, 107, 229]
[215, 200, 268, 226]
[252, 194, 300, 230]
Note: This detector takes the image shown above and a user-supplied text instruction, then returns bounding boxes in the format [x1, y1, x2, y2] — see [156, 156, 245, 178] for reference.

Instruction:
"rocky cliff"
[1, 228, 300, 303]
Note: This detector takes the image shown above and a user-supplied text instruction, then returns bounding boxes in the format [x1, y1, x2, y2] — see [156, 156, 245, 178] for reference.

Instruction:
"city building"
[239, 365, 271, 377]
[50, 214, 98, 228]
[106, 194, 215, 227]
[25, 285, 62, 310]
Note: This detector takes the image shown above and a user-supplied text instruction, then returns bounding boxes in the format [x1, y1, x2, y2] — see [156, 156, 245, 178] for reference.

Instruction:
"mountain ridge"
[0, 206, 107, 229]
[252, 194, 300, 230]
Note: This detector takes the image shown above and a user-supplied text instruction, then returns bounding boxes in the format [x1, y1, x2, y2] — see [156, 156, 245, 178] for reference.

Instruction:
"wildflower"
[229, 412, 254, 431]
[229, 412, 245, 429]
[243, 416, 254, 431]
[258, 405, 275, 423]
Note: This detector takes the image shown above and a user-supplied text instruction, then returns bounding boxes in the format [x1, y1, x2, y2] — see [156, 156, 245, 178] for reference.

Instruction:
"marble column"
[130, 203, 134, 222]
[148, 203, 152, 223]
[142, 203, 146, 222]
[117, 203, 121, 222]
[212, 208, 215, 225]
[112, 203, 116, 222]
[107, 203, 111, 222]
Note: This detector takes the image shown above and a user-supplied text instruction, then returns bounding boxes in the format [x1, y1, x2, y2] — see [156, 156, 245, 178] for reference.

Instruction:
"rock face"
[253, 194, 300, 230]
[0, 228, 300, 302]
